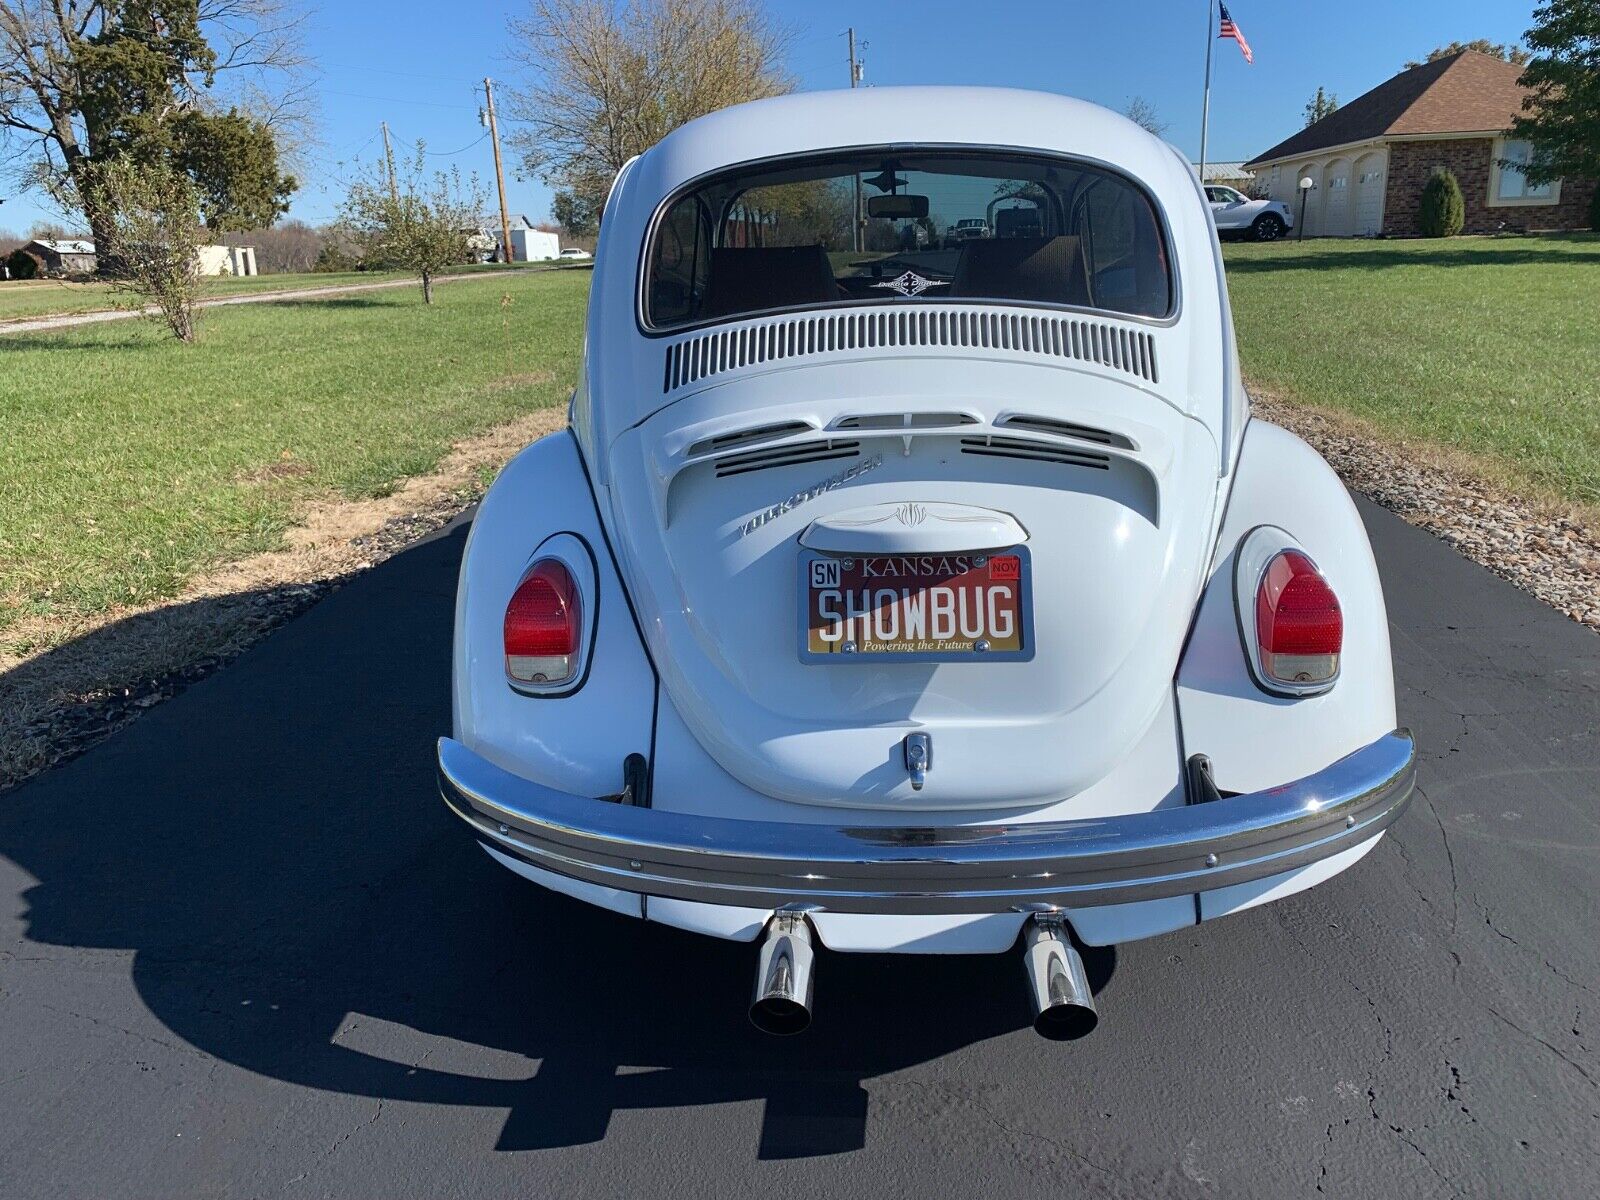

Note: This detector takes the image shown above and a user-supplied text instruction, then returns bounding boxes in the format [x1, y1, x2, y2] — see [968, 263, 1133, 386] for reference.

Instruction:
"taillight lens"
[1255, 550, 1342, 688]
[504, 559, 581, 687]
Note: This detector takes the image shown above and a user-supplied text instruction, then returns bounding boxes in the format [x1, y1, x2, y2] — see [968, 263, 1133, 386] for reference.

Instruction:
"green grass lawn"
[0, 269, 589, 644]
[1223, 234, 1600, 507]
[0, 261, 534, 322]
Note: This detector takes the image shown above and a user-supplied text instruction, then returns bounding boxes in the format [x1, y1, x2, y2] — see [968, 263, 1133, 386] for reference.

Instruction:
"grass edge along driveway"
[0, 269, 589, 654]
[1222, 234, 1600, 512]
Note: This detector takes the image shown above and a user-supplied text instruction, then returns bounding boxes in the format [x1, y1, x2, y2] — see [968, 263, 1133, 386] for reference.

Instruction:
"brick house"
[1244, 50, 1596, 237]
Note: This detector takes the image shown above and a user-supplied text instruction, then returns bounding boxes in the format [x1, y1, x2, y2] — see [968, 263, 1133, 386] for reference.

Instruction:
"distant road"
[0, 267, 557, 336]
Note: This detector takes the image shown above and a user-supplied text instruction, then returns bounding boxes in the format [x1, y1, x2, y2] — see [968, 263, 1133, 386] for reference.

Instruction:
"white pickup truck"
[1205, 185, 1294, 241]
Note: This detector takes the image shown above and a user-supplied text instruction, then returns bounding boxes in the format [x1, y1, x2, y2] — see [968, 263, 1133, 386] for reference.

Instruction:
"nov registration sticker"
[800, 550, 1034, 663]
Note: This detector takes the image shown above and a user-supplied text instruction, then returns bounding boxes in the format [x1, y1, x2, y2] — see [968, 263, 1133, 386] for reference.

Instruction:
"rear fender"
[1177, 419, 1396, 920]
[1177, 418, 1396, 794]
[453, 429, 656, 801]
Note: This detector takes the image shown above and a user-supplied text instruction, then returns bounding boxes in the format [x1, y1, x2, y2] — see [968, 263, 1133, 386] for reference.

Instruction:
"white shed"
[195, 245, 259, 276]
[507, 228, 561, 262]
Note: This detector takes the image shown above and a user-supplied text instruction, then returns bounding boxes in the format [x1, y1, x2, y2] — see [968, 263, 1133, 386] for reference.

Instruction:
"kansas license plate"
[800, 550, 1033, 662]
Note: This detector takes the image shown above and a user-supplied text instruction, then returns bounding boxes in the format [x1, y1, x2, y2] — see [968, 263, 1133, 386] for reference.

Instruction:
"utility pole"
[484, 78, 514, 264]
[380, 121, 399, 203]
[847, 27, 863, 252]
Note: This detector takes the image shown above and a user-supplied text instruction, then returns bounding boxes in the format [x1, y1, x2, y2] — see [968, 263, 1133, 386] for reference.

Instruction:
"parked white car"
[558, 246, 592, 261]
[439, 88, 1414, 1038]
[1205, 185, 1294, 240]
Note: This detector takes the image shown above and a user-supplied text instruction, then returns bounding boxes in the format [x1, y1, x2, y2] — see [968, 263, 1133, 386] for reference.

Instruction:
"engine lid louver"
[713, 438, 861, 478]
[662, 306, 1160, 394]
[959, 435, 1112, 471]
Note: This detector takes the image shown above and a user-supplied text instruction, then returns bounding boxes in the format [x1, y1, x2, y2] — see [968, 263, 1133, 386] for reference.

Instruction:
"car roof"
[629, 87, 1184, 204]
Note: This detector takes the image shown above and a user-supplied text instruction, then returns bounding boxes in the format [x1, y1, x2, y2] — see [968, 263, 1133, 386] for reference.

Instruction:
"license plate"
[800, 550, 1033, 662]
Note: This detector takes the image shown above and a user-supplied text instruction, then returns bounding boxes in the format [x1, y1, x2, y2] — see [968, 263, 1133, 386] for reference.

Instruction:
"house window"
[1491, 138, 1560, 205]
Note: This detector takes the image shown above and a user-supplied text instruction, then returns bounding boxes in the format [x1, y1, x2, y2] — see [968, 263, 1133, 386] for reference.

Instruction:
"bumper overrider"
[437, 729, 1416, 915]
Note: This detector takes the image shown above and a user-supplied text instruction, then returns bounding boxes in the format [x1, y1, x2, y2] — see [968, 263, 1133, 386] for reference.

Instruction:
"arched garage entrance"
[1320, 158, 1352, 237]
[1353, 153, 1385, 236]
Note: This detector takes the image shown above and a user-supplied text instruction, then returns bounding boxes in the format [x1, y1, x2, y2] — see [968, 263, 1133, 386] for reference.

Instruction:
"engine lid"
[600, 358, 1222, 811]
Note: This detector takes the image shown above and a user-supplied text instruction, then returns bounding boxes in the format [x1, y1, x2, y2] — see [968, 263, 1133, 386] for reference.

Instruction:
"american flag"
[1219, 3, 1253, 64]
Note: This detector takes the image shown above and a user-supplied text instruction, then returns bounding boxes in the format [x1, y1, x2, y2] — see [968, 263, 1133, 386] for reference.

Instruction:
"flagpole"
[1199, 0, 1215, 181]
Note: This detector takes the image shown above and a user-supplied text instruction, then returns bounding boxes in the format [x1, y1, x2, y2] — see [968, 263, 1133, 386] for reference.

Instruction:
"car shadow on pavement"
[0, 517, 1115, 1160]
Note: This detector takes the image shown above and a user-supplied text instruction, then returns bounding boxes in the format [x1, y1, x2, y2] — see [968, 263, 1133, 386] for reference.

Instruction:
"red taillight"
[505, 558, 581, 686]
[1255, 550, 1342, 687]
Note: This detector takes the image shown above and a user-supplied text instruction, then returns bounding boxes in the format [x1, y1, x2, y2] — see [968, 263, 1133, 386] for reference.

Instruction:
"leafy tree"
[1405, 39, 1530, 69]
[88, 155, 208, 341]
[551, 189, 601, 240]
[338, 146, 486, 304]
[1418, 168, 1465, 237]
[1303, 87, 1340, 127]
[0, 1, 302, 260]
[1506, 0, 1600, 188]
[6, 247, 40, 279]
[1123, 97, 1168, 136]
[506, 0, 791, 229]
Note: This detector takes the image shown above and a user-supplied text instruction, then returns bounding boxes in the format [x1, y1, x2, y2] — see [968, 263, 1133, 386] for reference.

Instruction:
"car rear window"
[644, 150, 1173, 331]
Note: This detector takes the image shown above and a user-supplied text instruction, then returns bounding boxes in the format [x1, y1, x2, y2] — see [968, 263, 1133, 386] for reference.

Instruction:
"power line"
[317, 60, 484, 85]
[320, 88, 480, 112]
[423, 131, 490, 157]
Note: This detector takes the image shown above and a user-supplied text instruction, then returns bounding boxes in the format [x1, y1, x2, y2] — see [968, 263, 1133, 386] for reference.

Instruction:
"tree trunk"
[421, 270, 434, 304]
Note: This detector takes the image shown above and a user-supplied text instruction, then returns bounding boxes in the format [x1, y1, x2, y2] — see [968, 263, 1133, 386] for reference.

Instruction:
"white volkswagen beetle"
[439, 87, 1415, 1038]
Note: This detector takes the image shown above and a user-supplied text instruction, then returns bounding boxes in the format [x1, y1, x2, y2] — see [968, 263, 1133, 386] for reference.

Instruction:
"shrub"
[1590, 187, 1600, 234]
[6, 248, 40, 279]
[1418, 169, 1465, 237]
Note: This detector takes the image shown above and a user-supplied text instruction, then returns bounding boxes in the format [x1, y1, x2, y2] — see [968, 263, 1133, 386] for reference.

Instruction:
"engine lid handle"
[800, 502, 1028, 556]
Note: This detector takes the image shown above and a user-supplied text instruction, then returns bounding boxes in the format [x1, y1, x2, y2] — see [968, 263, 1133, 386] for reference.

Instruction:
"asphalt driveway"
[1, 498, 1595, 1198]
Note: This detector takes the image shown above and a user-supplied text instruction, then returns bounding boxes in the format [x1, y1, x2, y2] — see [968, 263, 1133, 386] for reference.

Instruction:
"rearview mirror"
[867, 194, 930, 219]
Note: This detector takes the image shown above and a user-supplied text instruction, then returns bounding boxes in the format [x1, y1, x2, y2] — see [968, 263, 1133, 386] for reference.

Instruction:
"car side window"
[1076, 177, 1168, 318]
[650, 197, 711, 325]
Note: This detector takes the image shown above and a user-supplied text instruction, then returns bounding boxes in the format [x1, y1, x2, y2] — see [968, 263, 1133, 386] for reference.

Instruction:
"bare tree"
[217, 219, 322, 273]
[88, 156, 208, 342]
[338, 145, 486, 304]
[0, 1, 309, 250]
[1123, 97, 1169, 136]
[505, 0, 791, 232]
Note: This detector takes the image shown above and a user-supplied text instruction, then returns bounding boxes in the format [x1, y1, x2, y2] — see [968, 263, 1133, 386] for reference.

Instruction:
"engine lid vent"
[959, 435, 1111, 471]
[687, 420, 813, 458]
[835, 412, 979, 431]
[714, 438, 861, 479]
[996, 414, 1135, 450]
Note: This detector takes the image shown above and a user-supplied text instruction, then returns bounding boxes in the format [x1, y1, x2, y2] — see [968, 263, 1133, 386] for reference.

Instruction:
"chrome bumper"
[438, 729, 1415, 915]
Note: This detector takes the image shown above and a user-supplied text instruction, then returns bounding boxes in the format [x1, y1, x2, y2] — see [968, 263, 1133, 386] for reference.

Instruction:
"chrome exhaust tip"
[1021, 913, 1099, 1040]
[749, 910, 816, 1035]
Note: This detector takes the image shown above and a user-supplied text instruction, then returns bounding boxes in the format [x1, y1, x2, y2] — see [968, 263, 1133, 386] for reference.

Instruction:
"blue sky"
[3, 0, 1538, 234]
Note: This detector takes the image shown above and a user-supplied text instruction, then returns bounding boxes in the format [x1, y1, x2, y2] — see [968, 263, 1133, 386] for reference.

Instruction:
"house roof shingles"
[1246, 50, 1531, 168]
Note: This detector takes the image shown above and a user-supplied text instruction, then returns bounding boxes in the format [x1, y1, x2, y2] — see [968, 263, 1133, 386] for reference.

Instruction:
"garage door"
[1322, 159, 1352, 237]
[1354, 156, 1385, 236]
